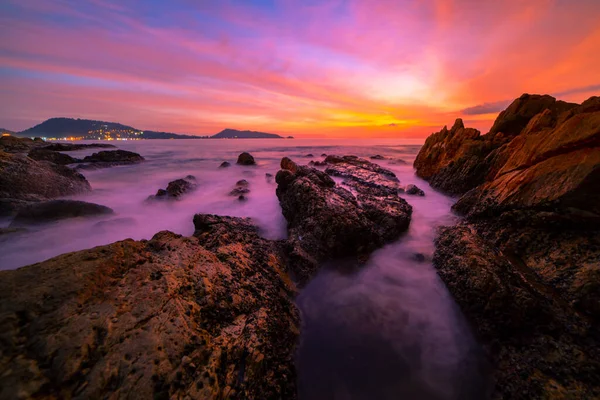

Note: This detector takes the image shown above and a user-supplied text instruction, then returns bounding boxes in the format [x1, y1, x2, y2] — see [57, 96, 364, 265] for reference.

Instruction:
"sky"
[1, 0, 599, 138]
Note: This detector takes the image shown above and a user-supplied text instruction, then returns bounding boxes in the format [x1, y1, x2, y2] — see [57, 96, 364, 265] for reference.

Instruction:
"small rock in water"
[237, 152, 256, 165]
[229, 187, 250, 196]
[305, 153, 314, 157]
[370, 155, 385, 160]
[412, 253, 426, 262]
[238, 195, 247, 201]
[405, 184, 425, 196]
[236, 179, 249, 187]
[148, 176, 197, 201]
[10, 200, 114, 226]
[219, 161, 231, 168]
[265, 173, 274, 183]
[321, 153, 327, 157]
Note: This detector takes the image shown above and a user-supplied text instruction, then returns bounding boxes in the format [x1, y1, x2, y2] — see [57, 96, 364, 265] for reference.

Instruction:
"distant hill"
[211, 128, 283, 139]
[16, 118, 201, 140]
[1, 128, 17, 135]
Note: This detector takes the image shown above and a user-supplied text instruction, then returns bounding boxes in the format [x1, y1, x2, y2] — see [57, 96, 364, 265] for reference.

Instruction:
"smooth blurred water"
[0, 138, 490, 398]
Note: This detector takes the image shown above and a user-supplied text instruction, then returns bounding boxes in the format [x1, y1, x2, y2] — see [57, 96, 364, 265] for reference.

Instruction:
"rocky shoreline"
[1, 93, 598, 399]
[415, 94, 600, 398]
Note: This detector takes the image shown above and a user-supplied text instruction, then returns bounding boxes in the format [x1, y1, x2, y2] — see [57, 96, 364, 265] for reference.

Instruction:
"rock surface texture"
[0, 151, 91, 216]
[28, 148, 78, 165]
[415, 94, 600, 398]
[0, 214, 299, 400]
[276, 156, 412, 284]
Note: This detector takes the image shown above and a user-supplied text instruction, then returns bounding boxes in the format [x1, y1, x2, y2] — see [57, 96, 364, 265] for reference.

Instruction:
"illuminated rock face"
[416, 95, 600, 399]
[0, 214, 300, 400]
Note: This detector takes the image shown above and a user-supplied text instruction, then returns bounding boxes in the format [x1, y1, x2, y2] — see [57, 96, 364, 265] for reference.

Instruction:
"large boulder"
[27, 148, 78, 165]
[421, 94, 600, 398]
[78, 150, 144, 169]
[10, 200, 114, 226]
[276, 156, 411, 283]
[0, 215, 299, 399]
[236, 152, 256, 165]
[0, 151, 91, 214]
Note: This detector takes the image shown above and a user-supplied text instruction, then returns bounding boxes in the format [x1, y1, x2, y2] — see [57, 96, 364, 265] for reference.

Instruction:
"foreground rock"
[417, 94, 600, 398]
[10, 200, 114, 226]
[236, 152, 256, 165]
[276, 156, 411, 283]
[0, 151, 91, 215]
[27, 148, 78, 165]
[78, 150, 145, 169]
[0, 214, 299, 399]
[148, 176, 197, 201]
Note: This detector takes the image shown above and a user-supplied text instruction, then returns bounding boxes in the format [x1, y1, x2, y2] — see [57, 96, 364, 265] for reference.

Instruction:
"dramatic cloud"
[1, 0, 599, 137]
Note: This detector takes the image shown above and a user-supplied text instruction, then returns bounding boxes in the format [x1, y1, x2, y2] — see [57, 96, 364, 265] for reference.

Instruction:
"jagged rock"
[413, 94, 587, 195]
[10, 200, 114, 226]
[324, 155, 401, 197]
[488, 93, 577, 139]
[78, 150, 144, 169]
[0, 151, 91, 208]
[0, 215, 299, 399]
[405, 184, 425, 196]
[27, 148, 78, 165]
[236, 152, 256, 165]
[219, 161, 231, 168]
[276, 156, 412, 283]
[148, 176, 197, 201]
[42, 143, 116, 151]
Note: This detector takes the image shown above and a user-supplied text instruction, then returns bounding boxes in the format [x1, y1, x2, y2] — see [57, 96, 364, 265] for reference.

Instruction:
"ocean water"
[0, 138, 490, 398]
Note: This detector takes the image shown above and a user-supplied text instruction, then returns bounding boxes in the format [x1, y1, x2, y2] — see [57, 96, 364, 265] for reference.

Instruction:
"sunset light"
[2, 0, 599, 137]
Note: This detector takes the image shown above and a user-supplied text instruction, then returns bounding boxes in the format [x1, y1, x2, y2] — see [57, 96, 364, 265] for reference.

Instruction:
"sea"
[0, 138, 491, 399]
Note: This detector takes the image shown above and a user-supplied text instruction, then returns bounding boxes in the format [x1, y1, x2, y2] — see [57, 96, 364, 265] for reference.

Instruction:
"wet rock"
[276, 156, 412, 283]
[405, 184, 425, 196]
[370, 154, 385, 160]
[238, 194, 247, 201]
[27, 148, 78, 165]
[0, 151, 91, 207]
[10, 200, 114, 226]
[321, 153, 327, 157]
[308, 160, 326, 167]
[434, 224, 600, 399]
[0, 198, 34, 217]
[219, 161, 231, 168]
[412, 253, 426, 262]
[148, 176, 197, 201]
[390, 158, 408, 165]
[0, 215, 299, 399]
[324, 155, 400, 197]
[42, 143, 116, 151]
[236, 179, 249, 187]
[265, 173, 274, 183]
[236, 152, 256, 165]
[305, 153, 314, 157]
[79, 150, 145, 169]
